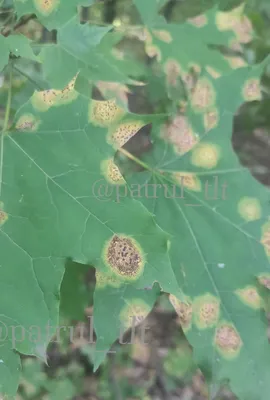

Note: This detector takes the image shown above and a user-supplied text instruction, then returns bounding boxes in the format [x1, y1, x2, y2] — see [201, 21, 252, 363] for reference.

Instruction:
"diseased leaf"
[119, 59, 270, 399]
[41, 19, 135, 88]
[0, 82, 182, 395]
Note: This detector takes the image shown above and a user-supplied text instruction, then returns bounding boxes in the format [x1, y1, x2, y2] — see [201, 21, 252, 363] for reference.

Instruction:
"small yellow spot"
[204, 108, 219, 132]
[188, 14, 208, 27]
[15, 114, 40, 132]
[33, 0, 60, 16]
[0, 205, 8, 227]
[233, 16, 253, 44]
[237, 197, 261, 222]
[191, 143, 220, 169]
[191, 78, 216, 112]
[169, 294, 192, 332]
[89, 99, 124, 127]
[101, 158, 125, 185]
[206, 66, 221, 79]
[214, 322, 242, 359]
[173, 172, 201, 192]
[224, 55, 247, 69]
[109, 120, 145, 148]
[261, 221, 270, 257]
[95, 270, 122, 289]
[258, 273, 270, 290]
[193, 293, 220, 329]
[120, 299, 151, 329]
[145, 44, 161, 61]
[103, 234, 145, 280]
[152, 29, 172, 43]
[242, 78, 262, 102]
[164, 59, 181, 87]
[162, 116, 198, 155]
[235, 286, 263, 310]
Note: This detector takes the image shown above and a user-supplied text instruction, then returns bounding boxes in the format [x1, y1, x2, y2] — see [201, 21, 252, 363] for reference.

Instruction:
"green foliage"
[0, 34, 39, 72]
[1, 0, 270, 399]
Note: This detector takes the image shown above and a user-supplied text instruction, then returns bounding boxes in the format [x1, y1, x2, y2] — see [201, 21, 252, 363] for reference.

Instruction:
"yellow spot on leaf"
[89, 99, 124, 127]
[224, 55, 247, 69]
[109, 120, 145, 148]
[95, 270, 122, 289]
[33, 0, 60, 16]
[164, 59, 181, 87]
[261, 221, 270, 257]
[56, 75, 79, 105]
[120, 299, 151, 329]
[162, 116, 198, 155]
[193, 293, 220, 329]
[258, 273, 270, 290]
[242, 78, 262, 102]
[206, 66, 221, 79]
[32, 77, 78, 112]
[191, 143, 220, 169]
[237, 197, 261, 222]
[152, 29, 172, 43]
[145, 44, 161, 61]
[103, 235, 145, 280]
[214, 322, 242, 359]
[96, 81, 130, 108]
[15, 114, 40, 132]
[216, 6, 253, 43]
[32, 89, 60, 111]
[204, 108, 219, 132]
[0, 205, 8, 227]
[191, 78, 216, 112]
[188, 14, 208, 27]
[235, 286, 263, 310]
[173, 172, 202, 192]
[101, 158, 125, 185]
[169, 294, 192, 332]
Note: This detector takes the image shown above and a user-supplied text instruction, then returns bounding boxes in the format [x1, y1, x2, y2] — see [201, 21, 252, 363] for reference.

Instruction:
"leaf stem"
[118, 147, 154, 173]
[0, 67, 13, 197]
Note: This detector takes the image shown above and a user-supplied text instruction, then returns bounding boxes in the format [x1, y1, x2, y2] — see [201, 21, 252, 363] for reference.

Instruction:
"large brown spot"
[104, 235, 144, 279]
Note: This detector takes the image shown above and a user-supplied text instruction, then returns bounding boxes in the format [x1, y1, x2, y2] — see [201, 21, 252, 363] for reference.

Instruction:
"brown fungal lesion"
[103, 235, 145, 279]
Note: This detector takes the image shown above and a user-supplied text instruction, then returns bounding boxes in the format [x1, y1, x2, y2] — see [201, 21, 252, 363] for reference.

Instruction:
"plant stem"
[118, 147, 154, 173]
[0, 67, 13, 197]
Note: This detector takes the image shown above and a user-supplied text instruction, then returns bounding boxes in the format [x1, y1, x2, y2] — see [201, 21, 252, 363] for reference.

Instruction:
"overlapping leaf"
[0, 34, 40, 72]
[14, 0, 95, 30]
[119, 58, 270, 400]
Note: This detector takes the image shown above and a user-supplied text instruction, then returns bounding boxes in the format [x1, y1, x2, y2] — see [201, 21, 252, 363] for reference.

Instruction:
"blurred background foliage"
[1, 0, 270, 398]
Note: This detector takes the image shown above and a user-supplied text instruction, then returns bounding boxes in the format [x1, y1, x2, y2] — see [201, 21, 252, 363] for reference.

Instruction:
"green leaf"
[0, 34, 39, 73]
[119, 59, 270, 399]
[0, 87, 182, 395]
[7, 34, 40, 62]
[133, 0, 167, 25]
[144, 7, 238, 75]
[41, 19, 133, 88]
[14, 0, 95, 30]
